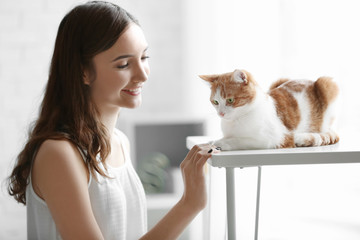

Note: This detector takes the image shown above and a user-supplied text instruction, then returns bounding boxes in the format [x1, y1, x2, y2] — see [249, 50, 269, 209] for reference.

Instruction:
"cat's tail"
[294, 131, 339, 147]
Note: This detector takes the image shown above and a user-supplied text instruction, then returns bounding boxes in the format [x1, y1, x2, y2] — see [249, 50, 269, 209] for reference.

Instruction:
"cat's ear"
[199, 74, 219, 83]
[233, 69, 248, 84]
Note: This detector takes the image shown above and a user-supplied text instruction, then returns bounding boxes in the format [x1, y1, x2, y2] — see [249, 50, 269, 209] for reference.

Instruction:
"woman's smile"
[121, 87, 142, 96]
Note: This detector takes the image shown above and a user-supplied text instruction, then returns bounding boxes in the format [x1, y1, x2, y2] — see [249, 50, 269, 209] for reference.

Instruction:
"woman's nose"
[134, 61, 150, 83]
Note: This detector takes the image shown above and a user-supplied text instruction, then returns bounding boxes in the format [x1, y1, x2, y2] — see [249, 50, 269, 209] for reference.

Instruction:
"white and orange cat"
[200, 69, 339, 150]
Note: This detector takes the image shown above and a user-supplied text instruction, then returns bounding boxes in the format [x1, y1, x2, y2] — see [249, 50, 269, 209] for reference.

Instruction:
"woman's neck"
[98, 106, 121, 137]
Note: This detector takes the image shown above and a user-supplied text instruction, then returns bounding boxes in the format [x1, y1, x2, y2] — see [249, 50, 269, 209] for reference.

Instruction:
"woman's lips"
[122, 87, 142, 96]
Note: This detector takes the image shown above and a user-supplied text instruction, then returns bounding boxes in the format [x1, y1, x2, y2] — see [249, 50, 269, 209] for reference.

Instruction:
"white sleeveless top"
[26, 129, 147, 240]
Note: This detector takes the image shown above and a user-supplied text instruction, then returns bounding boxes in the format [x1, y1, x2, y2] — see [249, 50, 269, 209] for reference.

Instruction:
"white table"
[186, 136, 360, 240]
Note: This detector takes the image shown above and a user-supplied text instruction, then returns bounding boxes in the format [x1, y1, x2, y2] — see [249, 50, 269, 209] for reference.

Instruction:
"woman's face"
[87, 23, 150, 111]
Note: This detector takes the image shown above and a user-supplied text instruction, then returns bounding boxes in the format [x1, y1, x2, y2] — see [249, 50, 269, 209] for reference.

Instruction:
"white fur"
[321, 101, 338, 132]
[290, 91, 311, 133]
[294, 131, 338, 147]
[211, 81, 338, 150]
[212, 86, 288, 150]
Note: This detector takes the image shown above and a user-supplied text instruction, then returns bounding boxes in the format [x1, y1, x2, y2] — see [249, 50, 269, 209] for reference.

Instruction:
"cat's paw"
[213, 139, 233, 151]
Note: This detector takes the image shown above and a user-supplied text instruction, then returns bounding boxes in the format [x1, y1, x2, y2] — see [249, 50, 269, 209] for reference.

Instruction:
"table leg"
[254, 166, 262, 240]
[226, 168, 236, 240]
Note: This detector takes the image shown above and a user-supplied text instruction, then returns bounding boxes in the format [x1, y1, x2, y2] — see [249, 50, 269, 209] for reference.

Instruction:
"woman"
[7, 1, 218, 239]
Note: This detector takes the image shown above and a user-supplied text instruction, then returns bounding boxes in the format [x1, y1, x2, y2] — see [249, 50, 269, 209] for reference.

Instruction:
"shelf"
[186, 136, 360, 168]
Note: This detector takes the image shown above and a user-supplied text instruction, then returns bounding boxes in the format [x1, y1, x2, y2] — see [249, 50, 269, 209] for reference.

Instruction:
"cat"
[199, 69, 339, 150]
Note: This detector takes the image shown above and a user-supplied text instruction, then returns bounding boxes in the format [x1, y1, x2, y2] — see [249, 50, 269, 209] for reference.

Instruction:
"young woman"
[7, 1, 218, 239]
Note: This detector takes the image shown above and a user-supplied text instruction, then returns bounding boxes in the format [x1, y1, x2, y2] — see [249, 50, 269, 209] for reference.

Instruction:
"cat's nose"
[219, 112, 225, 117]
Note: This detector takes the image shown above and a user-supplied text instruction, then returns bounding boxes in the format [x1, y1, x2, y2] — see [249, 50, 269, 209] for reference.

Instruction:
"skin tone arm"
[32, 140, 217, 240]
[32, 139, 104, 240]
[141, 144, 218, 240]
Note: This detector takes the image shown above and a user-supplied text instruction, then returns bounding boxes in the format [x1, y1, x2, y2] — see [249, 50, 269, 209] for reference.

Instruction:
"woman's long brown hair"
[8, 1, 139, 205]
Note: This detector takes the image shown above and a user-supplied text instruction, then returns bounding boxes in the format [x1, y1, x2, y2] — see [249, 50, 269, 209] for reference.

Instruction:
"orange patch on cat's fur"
[269, 87, 300, 131]
[228, 70, 257, 107]
[307, 77, 339, 132]
[279, 134, 295, 148]
[201, 70, 258, 107]
[270, 78, 312, 92]
[269, 78, 289, 90]
[296, 132, 339, 147]
[200, 69, 340, 149]
[284, 80, 312, 92]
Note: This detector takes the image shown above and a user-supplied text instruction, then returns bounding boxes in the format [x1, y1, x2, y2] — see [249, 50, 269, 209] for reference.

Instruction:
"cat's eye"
[212, 100, 219, 105]
[227, 98, 235, 104]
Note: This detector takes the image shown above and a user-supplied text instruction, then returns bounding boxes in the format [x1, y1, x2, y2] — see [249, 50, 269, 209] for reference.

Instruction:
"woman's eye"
[141, 56, 150, 61]
[212, 100, 219, 105]
[116, 63, 129, 69]
[227, 98, 234, 104]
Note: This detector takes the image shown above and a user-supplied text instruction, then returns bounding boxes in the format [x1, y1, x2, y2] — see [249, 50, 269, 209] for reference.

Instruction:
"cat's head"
[199, 69, 257, 120]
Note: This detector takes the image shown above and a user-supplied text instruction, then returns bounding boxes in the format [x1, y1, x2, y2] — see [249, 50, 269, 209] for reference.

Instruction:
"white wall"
[277, 0, 360, 132]
[204, 0, 360, 239]
[0, 0, 192, 238]
[0, 1, 76, 238]
[1, 0, 360, 239]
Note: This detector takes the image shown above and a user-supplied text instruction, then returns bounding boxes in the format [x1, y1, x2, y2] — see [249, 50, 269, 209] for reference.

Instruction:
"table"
[186, 136, 360, 240]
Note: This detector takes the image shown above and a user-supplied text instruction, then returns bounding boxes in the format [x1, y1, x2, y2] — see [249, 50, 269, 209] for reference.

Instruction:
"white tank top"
[26, 129, 147, 240]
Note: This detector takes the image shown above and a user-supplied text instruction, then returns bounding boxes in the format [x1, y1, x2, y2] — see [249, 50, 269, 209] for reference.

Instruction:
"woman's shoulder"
[35, 139, 84, 165]
[35, 138, 87, 169]
[32, 138, 88, 198]
[39, 138, 78, 153]
[30, 138, 101, 239]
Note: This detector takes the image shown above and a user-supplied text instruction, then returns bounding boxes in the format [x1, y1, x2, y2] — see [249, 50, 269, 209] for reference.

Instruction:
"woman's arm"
[33, 139, 214, 240]
[32, 140, 104, 240]
[140, 144, 217, 240]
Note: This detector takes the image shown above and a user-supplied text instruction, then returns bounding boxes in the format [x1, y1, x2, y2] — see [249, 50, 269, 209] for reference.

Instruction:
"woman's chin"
[124, 99, 142, 109]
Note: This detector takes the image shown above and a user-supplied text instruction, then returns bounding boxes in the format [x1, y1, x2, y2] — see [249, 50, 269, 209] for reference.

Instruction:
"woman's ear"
[83, 69, 91, 86]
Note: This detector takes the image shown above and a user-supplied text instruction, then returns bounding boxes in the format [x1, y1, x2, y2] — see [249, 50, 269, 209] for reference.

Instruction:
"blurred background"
[1, 0, 360, 239]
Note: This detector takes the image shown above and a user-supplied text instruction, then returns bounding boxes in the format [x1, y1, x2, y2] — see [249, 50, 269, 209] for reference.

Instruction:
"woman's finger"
[195, 147, 221, 167]
[182, 143, 220, 171]
[184, 144, 209, 162]
[184, 144, 201, 162]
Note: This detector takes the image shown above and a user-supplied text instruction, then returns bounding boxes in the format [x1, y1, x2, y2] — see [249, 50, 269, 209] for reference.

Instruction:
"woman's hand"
[141, 144, 220, 240]
[179, 144, 220, 212]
